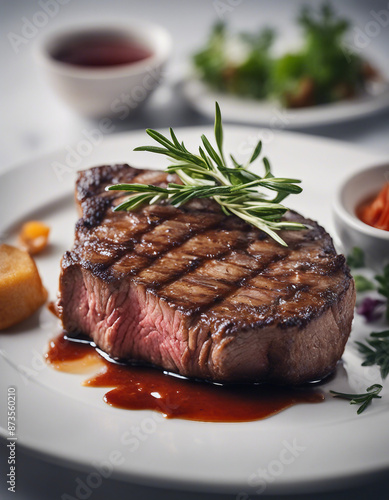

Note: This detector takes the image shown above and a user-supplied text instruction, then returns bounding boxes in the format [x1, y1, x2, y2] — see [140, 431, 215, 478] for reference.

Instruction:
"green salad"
[193, 3, 377, 108]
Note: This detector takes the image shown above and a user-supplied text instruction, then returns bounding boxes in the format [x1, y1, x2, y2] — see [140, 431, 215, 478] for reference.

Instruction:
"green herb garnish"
[107, 103, 304, 246]
[347, 247, 365, 268]
[193, 22, 274, 99]
[375, 264, 389, 321]
[330, 384, 383, 414]
[356, 330, 389, 380]
[193, 3, 370, 108]
[354, 275, 375, 293]
[276, 2, 364, 106]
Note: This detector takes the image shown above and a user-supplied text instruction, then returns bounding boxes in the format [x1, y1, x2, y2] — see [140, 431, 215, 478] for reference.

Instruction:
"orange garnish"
[358, 183, 389, 231]
[19, 221, 50, 255]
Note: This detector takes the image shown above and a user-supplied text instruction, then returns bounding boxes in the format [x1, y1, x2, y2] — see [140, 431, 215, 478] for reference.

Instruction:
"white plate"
[180, 77, 389, 128]
[1, 127, 389, 495]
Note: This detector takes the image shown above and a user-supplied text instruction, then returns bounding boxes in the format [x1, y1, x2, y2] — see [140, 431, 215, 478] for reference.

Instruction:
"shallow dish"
[36, 22, 172, 118]
[333, 163, 389, 271]
[0, 128, 388, 494]
[180, 76, 389, 128]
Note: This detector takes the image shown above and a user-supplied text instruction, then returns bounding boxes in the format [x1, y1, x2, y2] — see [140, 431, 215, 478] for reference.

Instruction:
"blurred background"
[1, 0, 389, 170]
[1, 0, 389, 499]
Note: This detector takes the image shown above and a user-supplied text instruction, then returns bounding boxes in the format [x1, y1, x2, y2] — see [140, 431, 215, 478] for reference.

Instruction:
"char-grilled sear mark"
[58, 164, 356, 384]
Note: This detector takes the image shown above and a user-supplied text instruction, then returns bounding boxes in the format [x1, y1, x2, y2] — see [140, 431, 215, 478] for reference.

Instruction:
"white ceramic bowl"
[333, 163, 389, 270]
[36, 22, 172, 118]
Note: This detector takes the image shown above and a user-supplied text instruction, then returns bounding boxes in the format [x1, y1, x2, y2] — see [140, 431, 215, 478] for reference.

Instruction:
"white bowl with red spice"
[36, 22, 172, 118]
[333, 163, 389, 270]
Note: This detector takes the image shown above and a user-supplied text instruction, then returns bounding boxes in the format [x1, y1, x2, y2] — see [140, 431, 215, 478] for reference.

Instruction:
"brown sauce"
[46, 332, 324, 422]
[45, 334, 104, 373]
[47, 301, 59, 318]
[53, 35, 152, 68]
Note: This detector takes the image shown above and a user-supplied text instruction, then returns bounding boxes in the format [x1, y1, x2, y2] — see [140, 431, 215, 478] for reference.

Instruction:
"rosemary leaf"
[330, 384, 383, 414]
[353, 275, 375, 293]
[356, 330, 389, 380]
[107, 102, 305, 246]
[375, 264, 389, 322]
[347, 247, 365, 268]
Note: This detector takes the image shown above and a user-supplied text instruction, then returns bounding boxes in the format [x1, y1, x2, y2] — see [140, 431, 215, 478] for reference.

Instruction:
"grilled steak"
[58, 164, 355, 384]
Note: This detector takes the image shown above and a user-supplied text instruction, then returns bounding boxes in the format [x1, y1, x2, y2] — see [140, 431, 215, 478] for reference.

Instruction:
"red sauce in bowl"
[52, 35, 152, 68]
[356, 183, 389, 231]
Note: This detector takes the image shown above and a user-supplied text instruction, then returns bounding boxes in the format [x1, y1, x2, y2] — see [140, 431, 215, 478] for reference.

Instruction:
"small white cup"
[333, 163, 389, 270]
[36, 22, 172, 118]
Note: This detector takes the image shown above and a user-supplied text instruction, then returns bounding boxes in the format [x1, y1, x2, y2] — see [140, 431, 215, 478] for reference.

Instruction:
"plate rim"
[179, 77, 389, 128]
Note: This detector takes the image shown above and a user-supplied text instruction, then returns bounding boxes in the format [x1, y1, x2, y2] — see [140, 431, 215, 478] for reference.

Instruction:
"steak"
[57, 164, 356, 384]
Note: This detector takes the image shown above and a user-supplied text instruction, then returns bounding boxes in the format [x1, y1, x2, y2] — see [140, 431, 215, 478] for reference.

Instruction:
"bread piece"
[0, 244, 47, 329]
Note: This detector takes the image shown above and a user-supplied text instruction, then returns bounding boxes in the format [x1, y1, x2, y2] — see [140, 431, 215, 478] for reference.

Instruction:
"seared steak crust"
[58, 164, 355, 384]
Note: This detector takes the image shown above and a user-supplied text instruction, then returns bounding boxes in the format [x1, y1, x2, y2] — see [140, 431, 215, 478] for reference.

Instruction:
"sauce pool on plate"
[52, 35, 152, 68]
[46, 332, 324, 422]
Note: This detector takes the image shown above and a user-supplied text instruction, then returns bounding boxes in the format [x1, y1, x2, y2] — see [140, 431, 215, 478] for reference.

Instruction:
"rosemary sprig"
[107, 102, 305, 246]
[353, 275, 375, 293]
[375, 264, 389, 322]
[330, 384, 383, 414]
[347, 247, 365, 269]
[356, 330, 389, 380]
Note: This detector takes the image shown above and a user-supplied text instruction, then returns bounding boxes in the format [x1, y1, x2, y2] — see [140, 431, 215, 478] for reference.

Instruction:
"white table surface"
[1, 0, 389, 498]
